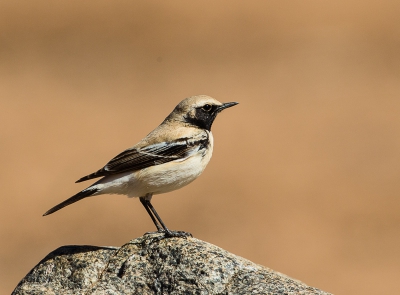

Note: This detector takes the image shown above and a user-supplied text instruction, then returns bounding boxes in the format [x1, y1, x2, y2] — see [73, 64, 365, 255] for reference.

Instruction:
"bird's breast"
[135, 131, 214, 195]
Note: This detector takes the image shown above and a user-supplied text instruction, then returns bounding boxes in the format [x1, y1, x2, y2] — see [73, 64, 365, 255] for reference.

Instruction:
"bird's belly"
[134, 152, 210, 196]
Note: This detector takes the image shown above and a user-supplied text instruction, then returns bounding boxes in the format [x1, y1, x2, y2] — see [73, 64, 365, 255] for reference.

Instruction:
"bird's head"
[166, 95, 238, 131]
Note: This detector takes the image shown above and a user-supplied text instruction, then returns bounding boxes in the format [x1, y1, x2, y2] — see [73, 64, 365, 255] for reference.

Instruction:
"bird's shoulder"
[136, 123, 209, 148]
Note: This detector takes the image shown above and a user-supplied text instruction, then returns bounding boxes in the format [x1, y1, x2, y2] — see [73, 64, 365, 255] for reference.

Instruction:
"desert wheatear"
[44, 95, 238, 237]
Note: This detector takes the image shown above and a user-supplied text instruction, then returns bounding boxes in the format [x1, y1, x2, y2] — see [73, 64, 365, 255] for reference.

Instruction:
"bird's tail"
[43, 187, 99, 216]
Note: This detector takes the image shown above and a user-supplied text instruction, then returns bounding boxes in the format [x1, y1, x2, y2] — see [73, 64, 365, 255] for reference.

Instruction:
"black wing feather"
[75, 135, 208, 183]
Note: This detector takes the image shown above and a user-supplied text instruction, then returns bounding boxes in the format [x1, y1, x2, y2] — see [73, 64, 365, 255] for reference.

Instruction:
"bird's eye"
[202, 104, 212, 112]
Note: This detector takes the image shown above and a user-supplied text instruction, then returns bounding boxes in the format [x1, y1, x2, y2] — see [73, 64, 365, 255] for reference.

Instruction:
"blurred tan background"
[1, 1, 400, 294]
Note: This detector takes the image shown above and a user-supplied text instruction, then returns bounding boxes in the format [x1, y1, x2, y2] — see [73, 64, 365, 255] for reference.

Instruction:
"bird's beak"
[217, 102, 239, 112]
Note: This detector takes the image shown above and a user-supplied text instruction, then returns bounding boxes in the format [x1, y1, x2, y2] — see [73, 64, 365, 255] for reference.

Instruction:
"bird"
[43, 95, 238, 237]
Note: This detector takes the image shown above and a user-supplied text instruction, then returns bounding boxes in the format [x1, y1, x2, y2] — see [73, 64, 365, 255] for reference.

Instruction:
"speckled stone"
[12, 234, 331, 295]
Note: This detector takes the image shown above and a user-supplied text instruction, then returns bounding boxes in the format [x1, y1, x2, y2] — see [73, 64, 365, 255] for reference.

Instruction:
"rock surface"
[13, 234, 331, 295]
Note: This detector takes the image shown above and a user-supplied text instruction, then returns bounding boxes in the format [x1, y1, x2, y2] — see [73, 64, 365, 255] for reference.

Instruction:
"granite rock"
[12, 234, 331, 295]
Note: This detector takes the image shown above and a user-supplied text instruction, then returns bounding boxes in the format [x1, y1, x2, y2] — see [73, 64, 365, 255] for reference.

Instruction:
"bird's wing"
[76, 133, 209, 183]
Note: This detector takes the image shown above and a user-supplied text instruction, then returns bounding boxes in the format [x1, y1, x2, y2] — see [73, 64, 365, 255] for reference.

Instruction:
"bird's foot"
[164, 230, 192, 238]
[144, 230, 164, 236]
[144, 229, 192, 238]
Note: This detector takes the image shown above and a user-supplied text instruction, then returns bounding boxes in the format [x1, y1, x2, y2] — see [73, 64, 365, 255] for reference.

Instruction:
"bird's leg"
[145, 199, 171, 233]
[144, 195, 192, 238]
[139, 196, 163, 232]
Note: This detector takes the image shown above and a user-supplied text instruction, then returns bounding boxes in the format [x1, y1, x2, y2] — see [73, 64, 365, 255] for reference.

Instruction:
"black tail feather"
[43, 188, 99, 216]
[75, 169, 105, 183]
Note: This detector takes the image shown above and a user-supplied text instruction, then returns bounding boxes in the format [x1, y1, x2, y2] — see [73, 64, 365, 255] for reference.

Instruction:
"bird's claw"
[164, 230, 192, 238]
[144, 229, 192, 239]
